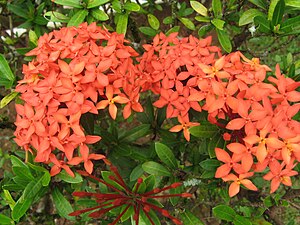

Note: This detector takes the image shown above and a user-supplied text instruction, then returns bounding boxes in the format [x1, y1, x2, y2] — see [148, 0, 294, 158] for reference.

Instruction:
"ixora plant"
[4, 21, 300, 224]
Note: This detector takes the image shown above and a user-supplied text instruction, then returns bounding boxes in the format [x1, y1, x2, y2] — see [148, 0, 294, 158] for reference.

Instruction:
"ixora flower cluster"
[138, 33, 300, 196]
[14, 22, 143, 176]
[14, 23, 300, 198]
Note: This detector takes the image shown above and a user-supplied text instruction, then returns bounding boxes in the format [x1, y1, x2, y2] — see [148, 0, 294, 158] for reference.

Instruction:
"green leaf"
[7, 4, 28, 19]
[87, 0, 110, 8]
[166, 26, 180, 36]
[41, 172, 51, 186]
[189, 123, 219, 138]
[163, 16, 173, 24]
[211, 18, 225, 30]
[12, 166, 34, 181]
[179, 17, 196, 30]
[44, 11, 70, 23]
[190, 1, 207, 16]
[0, 214, 14, 225]
[144, 175, 156, 192]
[67, 10, 88, 27]
[130, 164, 144, 181]
[155, 142, 177, 169]
[139, 26, 157, 36]
[195, 16, 210, 22]
[249, 0, 267, 10]
[142, 161, 171, 177]
[0, 54, 15, 88]
[54, 0, 83, 8]
[272, 0, 285, 26]
[124, 2, 140, 12]
[254, 16, 271, 33]
[199, 159, 221, 170]
[29, 30, 38, 46]
[120, 124, 151, 142]
[207, 133, 226, 158]
[116, 13, 128, 34]
[120, 205, 134, 222]
[3, 189, 16, 210]
[10, 155, 28, 169]
[101, 171, 126, 191]
[57, 170, 83, 183]
[285, 0, 300, 8]
[12, 199, 32, 221]
[212, 0, 222, 17]
[213, 205, 236, 222]
[216, 29, 232, 53]
[0, 91, 18, 108]
[280, 15, 300, 33]
[91, 9, 109, 21]
[12, 177, 44, 220]
[233, 215, 252, 225]
[239, 9, 265, 26]
[148, 14, 160, 30]
[268, 0, 280, 20]
[52, 187, 75, 220]
[198, 24, 213, 37]
[180, 210, 205, 225]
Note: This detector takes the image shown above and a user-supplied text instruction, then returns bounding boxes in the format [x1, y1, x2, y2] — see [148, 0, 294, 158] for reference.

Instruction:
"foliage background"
[0, 0, 300, 224]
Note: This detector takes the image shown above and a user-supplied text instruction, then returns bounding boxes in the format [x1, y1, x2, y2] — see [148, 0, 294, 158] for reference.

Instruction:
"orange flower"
[96, 85, 129, 120]
[169, 115, 200, 141]
[222, 172, 257, 197]
[198, 56, 231, 79]
[263, 160, 298, 193]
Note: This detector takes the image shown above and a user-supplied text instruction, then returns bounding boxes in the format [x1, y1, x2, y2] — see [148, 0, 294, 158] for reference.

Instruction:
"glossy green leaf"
[7, 4, 28, 18]
[67, 10, 88, 27]
[91, 9, 109, 21]
[54, 0, 83, 8]
[285, 0, 300, 8]
[148, 14, 160, 30]
[130, 164, 144, 181]
[272, 0, 285, 26]
[142, 161, 171, 177]
[199, 159, 221, 170]
[120, 205, 134, 222]
[120, 124, 151, 142]
[101, 171, 126, 191]
[211, 18, 225, 30]
[163, 16, 173, 24]
[190, 1, 207, 16]
[268, 0, 280, 20]
[44, 11, 70, 23]
[166, 26, 180, 36]
[3, 189, 16, 209]
[124, 2, 140, 12]
[216, 29, 232, 53]
[239, 9, 265, 26]
[10, 155, 28, 169]
[87, 0, 110, 8]
[155, 142, 177, 169]
[179, 17, 196, 30]
[280, 15, 300, 33]
[254, 16, 271, 33]
[189, 123, 219, 138]
[0, 214, 14, 225]
[12, 166, 34, 181]
[139, 26, 157, 36]
[207, 133, 226, 158]
[233, 215, 252, 225]
[180, 210, 205, 225]
[52, 187, 75, 220]
[198, 24, 213, 37]
[250, 0, 267, 9]
[195, 16, 210, 22]
[0, 91, 18, 108]
[41, 172, 51, 186]
[212, 0, 222, 17]
[116, 13, 128, 34]
[213, 205, 236, 222]
[12, 199, 32, 221]
[143, 175, 156, 192]
[0, 54, 15, 88]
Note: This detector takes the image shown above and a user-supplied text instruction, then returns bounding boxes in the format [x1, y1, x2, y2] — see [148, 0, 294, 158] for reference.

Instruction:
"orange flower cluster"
[138, 33, 300, 196]
[14, 22, 143, 176]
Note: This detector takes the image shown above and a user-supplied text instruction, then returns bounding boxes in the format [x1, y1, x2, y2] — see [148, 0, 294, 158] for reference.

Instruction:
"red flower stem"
[109, 166, 131, 191]
[144, 193, 186, 199]
[109, 204, 131, 225]
[134, 204, 140, 225]
[141, 208, 155, 225]
[69, 205, 104, 216]
[108, 175, 131, 193]
[89, 204, 123, 218]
